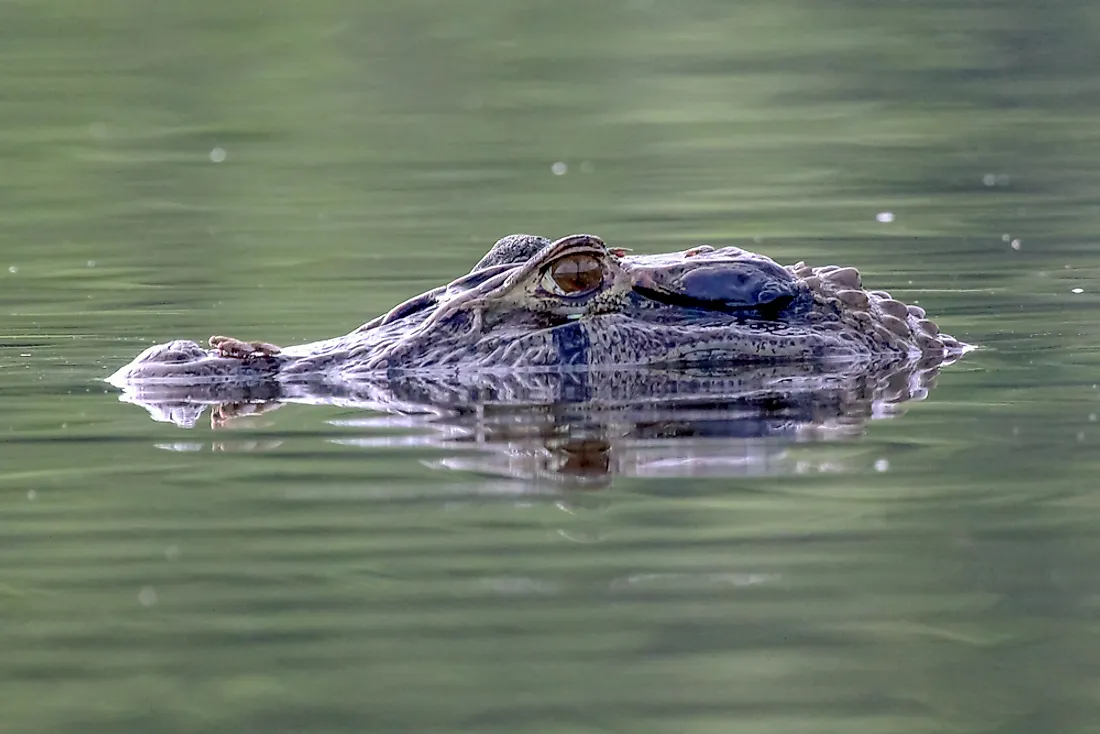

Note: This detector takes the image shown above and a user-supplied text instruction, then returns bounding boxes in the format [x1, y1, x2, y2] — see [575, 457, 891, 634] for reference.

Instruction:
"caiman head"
[108, 233, 968, 385]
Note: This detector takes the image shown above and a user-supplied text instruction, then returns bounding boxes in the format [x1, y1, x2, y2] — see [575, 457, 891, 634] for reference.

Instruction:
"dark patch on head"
[550, 320, 590, 368]
[632, 286, 805, 321]
[677, 261, 798, 307]
[632, 259, 806, 320]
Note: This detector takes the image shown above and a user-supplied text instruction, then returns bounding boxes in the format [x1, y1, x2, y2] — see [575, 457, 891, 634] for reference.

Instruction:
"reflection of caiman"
[121, 360, 954, 485]
[109, 233, 968, 386]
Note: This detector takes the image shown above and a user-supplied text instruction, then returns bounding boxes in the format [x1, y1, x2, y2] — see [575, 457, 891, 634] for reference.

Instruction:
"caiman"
[107, 233, 968, 388]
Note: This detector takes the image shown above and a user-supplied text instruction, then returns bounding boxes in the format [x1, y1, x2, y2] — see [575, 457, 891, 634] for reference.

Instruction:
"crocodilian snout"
[630, 260, 805, 318]
[106, 339, 281, 385]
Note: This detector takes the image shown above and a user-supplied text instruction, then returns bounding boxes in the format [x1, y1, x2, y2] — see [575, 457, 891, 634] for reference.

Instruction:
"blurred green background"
[4, 1, 1100, 732]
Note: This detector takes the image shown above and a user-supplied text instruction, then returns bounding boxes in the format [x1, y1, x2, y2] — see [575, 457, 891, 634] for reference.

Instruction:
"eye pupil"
[550, 254, 603, 294]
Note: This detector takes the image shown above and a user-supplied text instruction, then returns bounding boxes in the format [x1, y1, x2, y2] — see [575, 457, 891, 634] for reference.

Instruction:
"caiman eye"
[541, 253, 604, 296]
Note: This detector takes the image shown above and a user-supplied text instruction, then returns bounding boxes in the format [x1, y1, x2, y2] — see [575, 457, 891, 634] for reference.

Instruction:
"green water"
[5, 1, 1100, 732]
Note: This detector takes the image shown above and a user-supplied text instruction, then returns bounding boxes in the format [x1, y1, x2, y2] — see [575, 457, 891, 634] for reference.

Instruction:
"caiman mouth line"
[632, 284, 796, 319]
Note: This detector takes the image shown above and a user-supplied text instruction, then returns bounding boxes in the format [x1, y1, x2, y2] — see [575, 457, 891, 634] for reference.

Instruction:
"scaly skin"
[107, 233, 969, 387]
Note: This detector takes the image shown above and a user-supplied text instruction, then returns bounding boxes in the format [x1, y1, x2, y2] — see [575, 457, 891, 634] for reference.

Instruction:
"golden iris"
[545, 254, 603, 295]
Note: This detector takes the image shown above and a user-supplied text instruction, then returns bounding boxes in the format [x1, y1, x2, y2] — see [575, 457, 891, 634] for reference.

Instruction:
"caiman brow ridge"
[107, 233, 970, 387]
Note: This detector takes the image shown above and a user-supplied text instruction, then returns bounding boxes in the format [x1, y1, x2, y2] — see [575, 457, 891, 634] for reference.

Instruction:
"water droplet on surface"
[1010, 239, 1021, 250]
[875, 212, 895, 223]
[138, 586, 158, 607]
[209, 147, 227, 163]
[1072, 288, 1084, 294]
[26, 490, 37, 501]
[874, 458, 890, 472]
[1001, 234, 1011, 242]
[7, 265, 17, 274]
[86, 260, 96, 268]
[551, 161, 567, 176]
[982, 173, 997, 186]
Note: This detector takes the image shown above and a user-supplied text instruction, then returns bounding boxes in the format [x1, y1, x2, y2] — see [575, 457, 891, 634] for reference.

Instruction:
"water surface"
[4, 1, 1100, 732]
